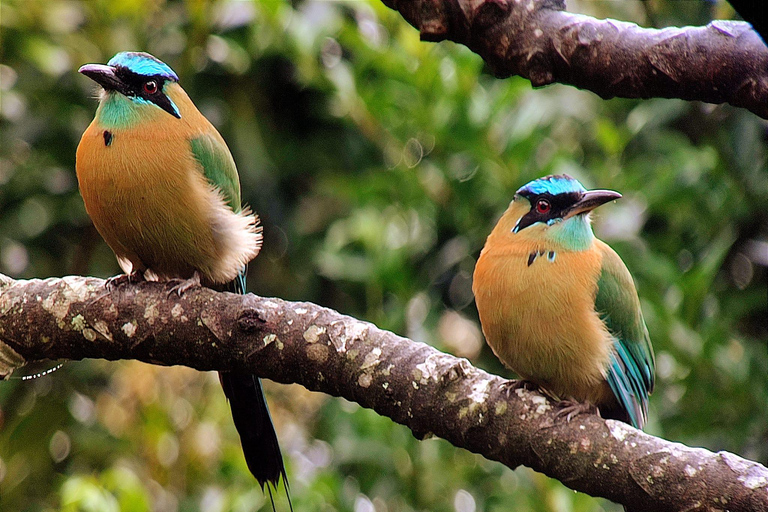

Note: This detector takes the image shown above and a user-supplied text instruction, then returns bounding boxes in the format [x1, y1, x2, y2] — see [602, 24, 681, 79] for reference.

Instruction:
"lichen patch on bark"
[171, 304, 185, 319]
[468, 379, 491, 404]
[143, 302, 160, 325]
[122, 321, 137, 337]
[607, 419, 631, 441]
[0, 340, 24, 379]
[303, 325, 326, 343]
[307, 343, 329, 363]
[360, 347, 382, 370]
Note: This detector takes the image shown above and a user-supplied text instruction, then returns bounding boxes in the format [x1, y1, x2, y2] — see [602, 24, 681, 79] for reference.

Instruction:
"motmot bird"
[472, 175, 654, 428]
[75, 52, 289, 495]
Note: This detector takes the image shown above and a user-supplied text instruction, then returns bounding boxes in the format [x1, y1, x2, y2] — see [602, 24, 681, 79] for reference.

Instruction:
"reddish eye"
[536, 199, 551, 214]
[143, 80, 158, 94]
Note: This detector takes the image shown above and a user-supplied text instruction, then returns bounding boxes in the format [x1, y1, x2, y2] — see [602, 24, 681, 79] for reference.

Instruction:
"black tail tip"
[261, 474, 293, 512]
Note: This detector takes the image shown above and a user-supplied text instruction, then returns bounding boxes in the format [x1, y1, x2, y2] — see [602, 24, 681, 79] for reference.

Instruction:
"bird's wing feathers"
[595, 241, 655, 429]
[190, 132, 242, 212]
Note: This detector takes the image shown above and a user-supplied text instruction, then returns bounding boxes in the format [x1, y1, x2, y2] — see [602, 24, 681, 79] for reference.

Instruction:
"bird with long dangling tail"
[76, 52, 290, 509]
[473, 175, 655, 429]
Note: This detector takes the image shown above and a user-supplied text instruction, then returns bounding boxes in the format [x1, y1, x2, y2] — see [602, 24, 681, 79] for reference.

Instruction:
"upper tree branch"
[1, 275, 766, 511]
[381, 0, 768, 119]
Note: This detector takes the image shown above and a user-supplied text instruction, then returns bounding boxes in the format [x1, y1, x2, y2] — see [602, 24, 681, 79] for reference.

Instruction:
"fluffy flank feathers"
[205, 186, 262, 284]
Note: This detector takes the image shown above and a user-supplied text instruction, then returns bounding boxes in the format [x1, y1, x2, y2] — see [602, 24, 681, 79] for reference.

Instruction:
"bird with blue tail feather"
[76, 51, 291, 510]
[473, 174, 655, 430]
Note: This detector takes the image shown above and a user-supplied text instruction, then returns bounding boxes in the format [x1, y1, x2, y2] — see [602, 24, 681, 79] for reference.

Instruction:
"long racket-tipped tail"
[220, 268, 291, 509]
[219, 372, 291, 509]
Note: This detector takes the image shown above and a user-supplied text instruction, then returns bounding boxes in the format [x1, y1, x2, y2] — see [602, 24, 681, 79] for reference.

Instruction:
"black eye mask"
[513, 191, 583, 233]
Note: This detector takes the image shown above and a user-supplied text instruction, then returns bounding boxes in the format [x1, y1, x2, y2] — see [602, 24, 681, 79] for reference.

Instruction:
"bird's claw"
[554, 399, 599, 423]
[105, 270, 145, 291]
[168, 272, 201, 297]
[501, 379, 539, 397]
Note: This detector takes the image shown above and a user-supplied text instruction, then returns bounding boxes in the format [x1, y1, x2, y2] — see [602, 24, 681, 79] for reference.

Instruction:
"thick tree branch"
[381, 0, 768, 119]
[1, 275, 766, 511]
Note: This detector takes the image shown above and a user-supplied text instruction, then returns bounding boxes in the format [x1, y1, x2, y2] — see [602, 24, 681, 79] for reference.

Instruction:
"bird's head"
[79, 52, 181, 121]
[504, 175, 621, 251]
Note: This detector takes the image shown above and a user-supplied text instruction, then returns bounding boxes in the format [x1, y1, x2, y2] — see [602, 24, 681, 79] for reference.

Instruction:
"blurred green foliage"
[1, 0, 766, 511]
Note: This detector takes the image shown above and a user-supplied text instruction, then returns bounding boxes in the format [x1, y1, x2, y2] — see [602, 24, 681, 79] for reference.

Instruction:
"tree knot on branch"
[420, 0, 458, 41]
[526, 51, 555, 86]
[473, 0, 511, 30]
[237, 309, 265, 333]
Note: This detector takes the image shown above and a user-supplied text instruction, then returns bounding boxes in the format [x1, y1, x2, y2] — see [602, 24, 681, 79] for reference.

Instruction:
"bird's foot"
[105, 270, 145, 291]
[554, 399, 599, 423]
[501, 379, 539, 397]
[168, 271, 201, 297]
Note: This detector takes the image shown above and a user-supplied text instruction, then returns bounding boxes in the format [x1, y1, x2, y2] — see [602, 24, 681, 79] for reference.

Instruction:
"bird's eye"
[536, 199, 551, 214]
[143, 81, 158, 94]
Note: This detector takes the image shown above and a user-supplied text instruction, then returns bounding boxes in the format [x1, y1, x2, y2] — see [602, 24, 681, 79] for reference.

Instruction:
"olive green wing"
[595, 241, 655, 429]
[190, 131, 247, 292]
[190, 132, 242, 212]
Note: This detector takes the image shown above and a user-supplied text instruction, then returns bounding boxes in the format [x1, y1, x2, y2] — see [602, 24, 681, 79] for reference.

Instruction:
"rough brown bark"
[381, 0, 768, 119]
[1, 274, 767, 511]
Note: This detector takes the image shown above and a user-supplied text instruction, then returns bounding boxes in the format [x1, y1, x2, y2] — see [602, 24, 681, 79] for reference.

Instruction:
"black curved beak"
[564, 189, 622, 218]
[79, 64, 124, 91]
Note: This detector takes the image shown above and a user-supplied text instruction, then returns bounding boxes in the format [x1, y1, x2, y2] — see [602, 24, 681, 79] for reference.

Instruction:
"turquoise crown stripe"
[108, 52, 179, 81]
[517, 174, 586, 197]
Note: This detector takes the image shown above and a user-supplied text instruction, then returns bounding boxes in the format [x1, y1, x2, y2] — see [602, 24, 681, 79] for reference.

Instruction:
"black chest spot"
[103, 130, 113, 147]
[527, 250, 557, 266]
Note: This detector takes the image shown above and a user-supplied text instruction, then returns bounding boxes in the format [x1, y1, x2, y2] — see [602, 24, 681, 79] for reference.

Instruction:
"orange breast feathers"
[472, 201, 615, 405]
[75, 84, 260, 284]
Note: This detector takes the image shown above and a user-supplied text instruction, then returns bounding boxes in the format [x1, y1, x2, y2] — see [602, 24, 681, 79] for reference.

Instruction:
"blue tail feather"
[606, 340, 649, 429]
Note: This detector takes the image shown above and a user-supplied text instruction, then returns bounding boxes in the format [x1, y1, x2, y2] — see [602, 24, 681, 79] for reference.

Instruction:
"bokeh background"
[1, 0, 766, 511]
